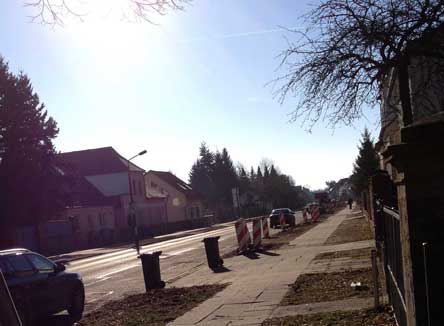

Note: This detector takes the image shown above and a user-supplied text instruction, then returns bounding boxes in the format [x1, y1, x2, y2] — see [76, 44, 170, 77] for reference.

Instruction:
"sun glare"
[68, 20, 157, 76]
[64, 0, 166, 76]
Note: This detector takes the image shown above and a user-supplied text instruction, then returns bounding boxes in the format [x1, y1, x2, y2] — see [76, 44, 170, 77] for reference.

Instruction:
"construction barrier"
[311, 205, 320, 222]
[252, 218, 262, 250]
[279, 213, 286, 228]
[262, 216, 270, 238]
[303, 208, 309, 224]
[235, 219, 251, 253]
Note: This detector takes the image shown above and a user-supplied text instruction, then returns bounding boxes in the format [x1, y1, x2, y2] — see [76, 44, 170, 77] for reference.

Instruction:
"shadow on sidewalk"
[35, 314, 77, 326]
[258, 250, 280, 257]
[211, 266, 231, 273]
[243, 251, 260, 260]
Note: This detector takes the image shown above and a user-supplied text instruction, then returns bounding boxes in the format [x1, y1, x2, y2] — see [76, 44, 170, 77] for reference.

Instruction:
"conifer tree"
[0, 56, 62, 228]
[350, 129, 379, 195]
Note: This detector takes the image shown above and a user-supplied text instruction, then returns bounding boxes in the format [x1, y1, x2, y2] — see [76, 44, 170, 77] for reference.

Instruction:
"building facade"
[145, 170, 204, 231]
[47, 147, 166, 253]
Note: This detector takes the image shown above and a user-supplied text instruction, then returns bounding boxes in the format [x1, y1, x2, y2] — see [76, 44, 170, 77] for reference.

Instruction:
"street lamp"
[127, 149, 147, 255]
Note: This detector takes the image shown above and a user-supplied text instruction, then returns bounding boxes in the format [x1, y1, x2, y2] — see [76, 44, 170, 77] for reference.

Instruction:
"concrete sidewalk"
[169, 208, 365, 326]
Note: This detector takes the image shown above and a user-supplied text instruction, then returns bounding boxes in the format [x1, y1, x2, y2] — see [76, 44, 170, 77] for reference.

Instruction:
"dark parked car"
[269, 208, 296, 228]
[0, 248, 84, 325]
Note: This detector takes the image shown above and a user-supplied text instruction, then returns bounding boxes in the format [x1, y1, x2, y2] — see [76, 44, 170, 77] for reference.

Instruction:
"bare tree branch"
[24, 0, 191, 25]
[273, 0, 444, 130]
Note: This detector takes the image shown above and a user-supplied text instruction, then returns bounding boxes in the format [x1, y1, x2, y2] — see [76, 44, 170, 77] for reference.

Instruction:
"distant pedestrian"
[348, 198, 353, 209]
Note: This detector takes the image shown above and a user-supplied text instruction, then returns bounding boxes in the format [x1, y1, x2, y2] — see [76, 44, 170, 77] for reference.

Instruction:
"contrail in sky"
[179, 26, 299, 43]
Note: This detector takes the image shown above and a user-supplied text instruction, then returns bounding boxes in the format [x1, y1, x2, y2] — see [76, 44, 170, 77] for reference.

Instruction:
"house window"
[88, 215, 93, 229]
[151, 182, 157, 188]
[189, 207, 195, 219]
[195, 207, 200, 218]
[99, 213, 106, 226]
[70, 216, 80, 231]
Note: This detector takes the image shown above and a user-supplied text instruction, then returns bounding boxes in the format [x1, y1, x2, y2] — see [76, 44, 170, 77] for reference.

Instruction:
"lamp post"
[128, 149, 147, 255]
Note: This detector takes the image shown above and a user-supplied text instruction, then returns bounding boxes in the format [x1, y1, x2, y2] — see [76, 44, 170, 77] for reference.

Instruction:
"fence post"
[422, 242, 431, 326]
[371, 249, 380, 309]
[0, 271, 21, 326]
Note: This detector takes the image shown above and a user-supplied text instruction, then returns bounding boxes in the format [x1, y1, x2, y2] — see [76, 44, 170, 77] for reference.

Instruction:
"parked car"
[0, 248, 85, 325]
[269, 208, 296, 228]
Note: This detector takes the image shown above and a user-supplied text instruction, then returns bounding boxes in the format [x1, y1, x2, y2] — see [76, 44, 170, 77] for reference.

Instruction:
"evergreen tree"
[189, 144, 238, 214]
[263, 165, 270, 179]
[199, 142, 214, 176]
[189, 142, 215, 203]
[256, 166, 263, 178]
[249, 166, 255, 181]
[212, 148, 238, 205]
[189, 159, 212, 200]
[350, 129, 379, 195]
[270, 165, 277, 178]
[220, 148, 238, 193]
[238, 166, 249, 194]
[0, 56, 61, 228]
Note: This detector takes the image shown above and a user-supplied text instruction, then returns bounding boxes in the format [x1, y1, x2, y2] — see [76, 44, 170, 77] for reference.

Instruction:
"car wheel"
[68, 284, 85, 321]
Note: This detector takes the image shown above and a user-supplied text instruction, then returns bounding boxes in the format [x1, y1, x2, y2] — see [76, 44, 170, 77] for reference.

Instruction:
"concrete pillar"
[383, 115, 444, 326]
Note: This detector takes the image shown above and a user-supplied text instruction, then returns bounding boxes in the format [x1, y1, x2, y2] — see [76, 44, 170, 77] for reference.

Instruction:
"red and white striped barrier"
[303, 208, 309, 224]
[311, 205, 320, 222]
[262, 216, 270, 238]
[279, 213, 286, 228]
[252, 218, 262, 249]
[235, 219, 250, 253]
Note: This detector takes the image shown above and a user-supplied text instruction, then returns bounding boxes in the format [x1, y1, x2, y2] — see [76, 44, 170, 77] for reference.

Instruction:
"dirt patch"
[282, 269, 375, 305]
[325, 217, 373, 245]
[315, 248, 372, 261]
[77, 284, 227, 326]
[263, 306, 395, 326]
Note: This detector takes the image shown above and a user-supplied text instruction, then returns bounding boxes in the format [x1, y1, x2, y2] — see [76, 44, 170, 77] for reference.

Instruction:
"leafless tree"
[24, 0, 190, 25]
[274, 0, 444, 129]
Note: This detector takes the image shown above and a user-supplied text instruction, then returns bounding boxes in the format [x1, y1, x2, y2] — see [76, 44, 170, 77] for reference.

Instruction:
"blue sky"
[1, 1, 379, 189]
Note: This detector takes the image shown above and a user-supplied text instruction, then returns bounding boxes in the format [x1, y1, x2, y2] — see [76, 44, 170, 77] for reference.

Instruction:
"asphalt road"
[66, 223, 239, 313]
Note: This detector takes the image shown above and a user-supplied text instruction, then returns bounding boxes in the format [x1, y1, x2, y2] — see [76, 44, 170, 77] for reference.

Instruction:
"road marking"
[88, 291, 114, 303]
[85, 276, 111, 287]
[168, 247, 197, 256]
[95, 263, 140, 279]
[71, 228, 231, 267]
[70, 227, 233, 267]
[160, 247, 197, 259]
[71, 228, 233, 271]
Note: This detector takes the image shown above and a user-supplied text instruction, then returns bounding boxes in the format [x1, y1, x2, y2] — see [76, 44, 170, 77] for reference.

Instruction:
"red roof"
[147, 171, 202, 200]
[56, 147, 144, 176]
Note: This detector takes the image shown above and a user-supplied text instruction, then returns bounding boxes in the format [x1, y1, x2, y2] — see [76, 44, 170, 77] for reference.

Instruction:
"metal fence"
[376, 203, 407, 326]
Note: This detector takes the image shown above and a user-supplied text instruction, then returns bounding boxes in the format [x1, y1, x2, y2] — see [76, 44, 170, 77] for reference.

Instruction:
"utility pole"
[127, 149, 147, 255]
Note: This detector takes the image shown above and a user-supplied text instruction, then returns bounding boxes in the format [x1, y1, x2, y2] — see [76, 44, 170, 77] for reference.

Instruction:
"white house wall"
[145, 173, 188, 223]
